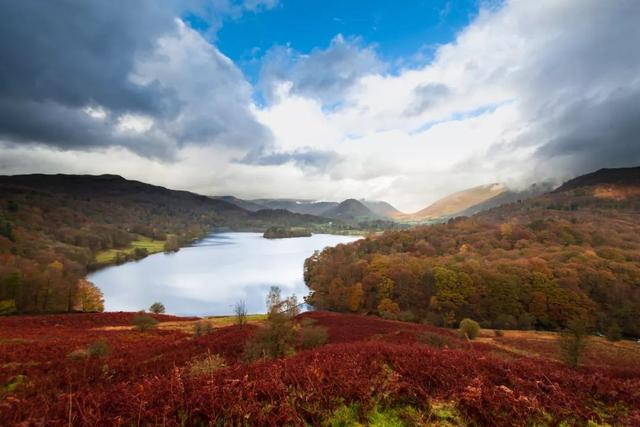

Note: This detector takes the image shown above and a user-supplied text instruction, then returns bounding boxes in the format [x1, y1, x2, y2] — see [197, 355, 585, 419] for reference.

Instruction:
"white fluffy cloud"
[253, 0, 640, 210]
[2, 0, 639, 212]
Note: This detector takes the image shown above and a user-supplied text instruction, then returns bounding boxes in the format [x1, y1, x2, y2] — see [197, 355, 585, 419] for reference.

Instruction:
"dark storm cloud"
[533, 87, 640, 174]
[0, 0, 272, 158]
[515, 0, 640, 179]
[0, 1, 179, 116]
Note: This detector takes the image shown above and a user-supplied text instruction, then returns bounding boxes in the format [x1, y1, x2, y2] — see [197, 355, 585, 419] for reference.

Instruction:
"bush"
[397, 310, 416, 323]
[149, 302, 165, 314]
[418, 332, 449, 348]
[0, 299, 17, 316]
[494, 329, 505, 337]
[244, 312, 295, 361]
[459, 318, 480, 340]
[299, 325, 328, 350]
[131, 314, 158, 332]
[87, 340, 110, 358]
[68, 340, 110, 360]
[560, 317, 590, 368]
[188, 352, 227, 377]
[193, 320, 213, 337]
[605, 323, 622, 342]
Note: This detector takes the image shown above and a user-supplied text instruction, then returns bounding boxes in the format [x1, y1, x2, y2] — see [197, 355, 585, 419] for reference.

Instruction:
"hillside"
[359, 199, 402, 219]
[1, 311, 638, 425]
[250, 199, 338, 216]
[0, 174, 329, 314]
[555, 166, 640, 191]
[321, 198, 381, 223]
[398, 183, 508, 221]
[304, 167, 640, 337]
[456, 182, 554, 217]
[211, 195, 267, 212]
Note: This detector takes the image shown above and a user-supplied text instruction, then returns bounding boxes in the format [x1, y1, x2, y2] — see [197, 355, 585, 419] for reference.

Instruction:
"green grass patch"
[204, 313, 267, 326]
[94, 236, 166, 264]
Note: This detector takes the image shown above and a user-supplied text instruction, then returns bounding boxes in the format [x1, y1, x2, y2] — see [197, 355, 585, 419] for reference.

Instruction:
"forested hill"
[0, 174, 329, 314]
[304, 167, 640, 337]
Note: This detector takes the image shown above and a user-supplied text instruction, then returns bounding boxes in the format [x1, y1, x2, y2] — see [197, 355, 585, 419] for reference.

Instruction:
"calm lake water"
[88, 232, 360, 316]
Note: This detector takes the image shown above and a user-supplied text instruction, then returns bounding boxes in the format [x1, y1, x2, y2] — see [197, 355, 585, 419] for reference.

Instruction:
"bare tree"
[234, 300, 247, 328]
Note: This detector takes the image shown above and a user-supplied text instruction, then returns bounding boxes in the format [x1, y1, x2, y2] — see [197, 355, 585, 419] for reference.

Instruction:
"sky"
[0, 0, 639, 212]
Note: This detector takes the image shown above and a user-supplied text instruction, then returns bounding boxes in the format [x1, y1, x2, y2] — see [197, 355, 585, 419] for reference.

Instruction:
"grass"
[204, 313, 268, 325]
[94, 236, 166, 264]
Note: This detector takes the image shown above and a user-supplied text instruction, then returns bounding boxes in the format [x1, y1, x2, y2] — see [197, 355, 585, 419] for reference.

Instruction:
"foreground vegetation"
[0, 311, 638, 425]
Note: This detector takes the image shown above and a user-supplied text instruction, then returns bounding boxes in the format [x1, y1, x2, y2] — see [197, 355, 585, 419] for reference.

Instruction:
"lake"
[88, 232, 360, 316]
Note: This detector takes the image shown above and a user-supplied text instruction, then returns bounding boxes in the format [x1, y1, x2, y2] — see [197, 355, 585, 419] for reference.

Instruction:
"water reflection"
[88, 232, 360, 316]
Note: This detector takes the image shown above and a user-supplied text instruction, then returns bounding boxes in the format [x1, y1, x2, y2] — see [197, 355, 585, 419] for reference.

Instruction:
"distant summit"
[321, 199, 380, 223]
[398, 183, 507, 221]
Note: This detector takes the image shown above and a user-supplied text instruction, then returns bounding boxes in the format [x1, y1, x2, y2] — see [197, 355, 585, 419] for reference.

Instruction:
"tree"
[347, 283, 363, 312]
[459, 318, 480, 340]
[73, 279, 104, 312]
[149, 302, 165, 314]
[377, 298, 400, 320]
[234, 300, 247, 328]
[559, 317, 590, 368]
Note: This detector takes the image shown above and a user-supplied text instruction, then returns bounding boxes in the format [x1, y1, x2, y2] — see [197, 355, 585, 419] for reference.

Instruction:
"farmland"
[1, 311, 639, 426]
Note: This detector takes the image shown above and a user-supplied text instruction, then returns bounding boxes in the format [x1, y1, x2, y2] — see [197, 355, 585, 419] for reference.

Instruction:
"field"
[94, 236, 166, 264]
[1, 312, 639, 426]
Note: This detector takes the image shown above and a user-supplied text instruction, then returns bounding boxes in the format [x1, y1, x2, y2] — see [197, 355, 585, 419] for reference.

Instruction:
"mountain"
[211, 195, 267, 212]
[359, 200, 402, 219]
[456, 182, 555, 217]
[555, 166, 640, 193]
[304, 166, 640, 337]
[250, 199, 339, 216]
[398, 183, 508, 221]
[320, 199, 381, 223]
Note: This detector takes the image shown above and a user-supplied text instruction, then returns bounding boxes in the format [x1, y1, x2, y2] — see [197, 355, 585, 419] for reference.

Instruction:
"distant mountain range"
[213, 181, 556, 224]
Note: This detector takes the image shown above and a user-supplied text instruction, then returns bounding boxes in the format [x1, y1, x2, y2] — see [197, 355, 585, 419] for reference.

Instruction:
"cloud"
[405, 83, 452, 115]
[0, 1, 272, 158]
[2, 0, 639, 212]
[255, 0, 640, 210]
[259, 35, 384, 105]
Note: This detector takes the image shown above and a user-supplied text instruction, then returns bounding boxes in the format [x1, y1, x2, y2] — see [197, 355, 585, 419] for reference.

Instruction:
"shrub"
[299, 325, 328, 350]
[0, 299, 17, 315]
[131, 314, 158, 332]
[560, 317, 590, 368]
[234, 300, 247, 328]
[459, 318, 480, 340]
[149, 302, 165, 314]
[188, 352, 227, 377]
[605, 323, 622, 342]
[87, 340, 110, 358]
[494, 329, 505, 337]
[397, 310, 416, 323]
[418, 332, 449, 348]
[193, 320, 213, 337]
[244, 312, 295, 361]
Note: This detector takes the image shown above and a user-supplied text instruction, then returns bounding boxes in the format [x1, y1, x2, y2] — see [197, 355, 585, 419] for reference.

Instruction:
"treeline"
[0, 174, 329, 314]
[305, 186, 640, 336]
